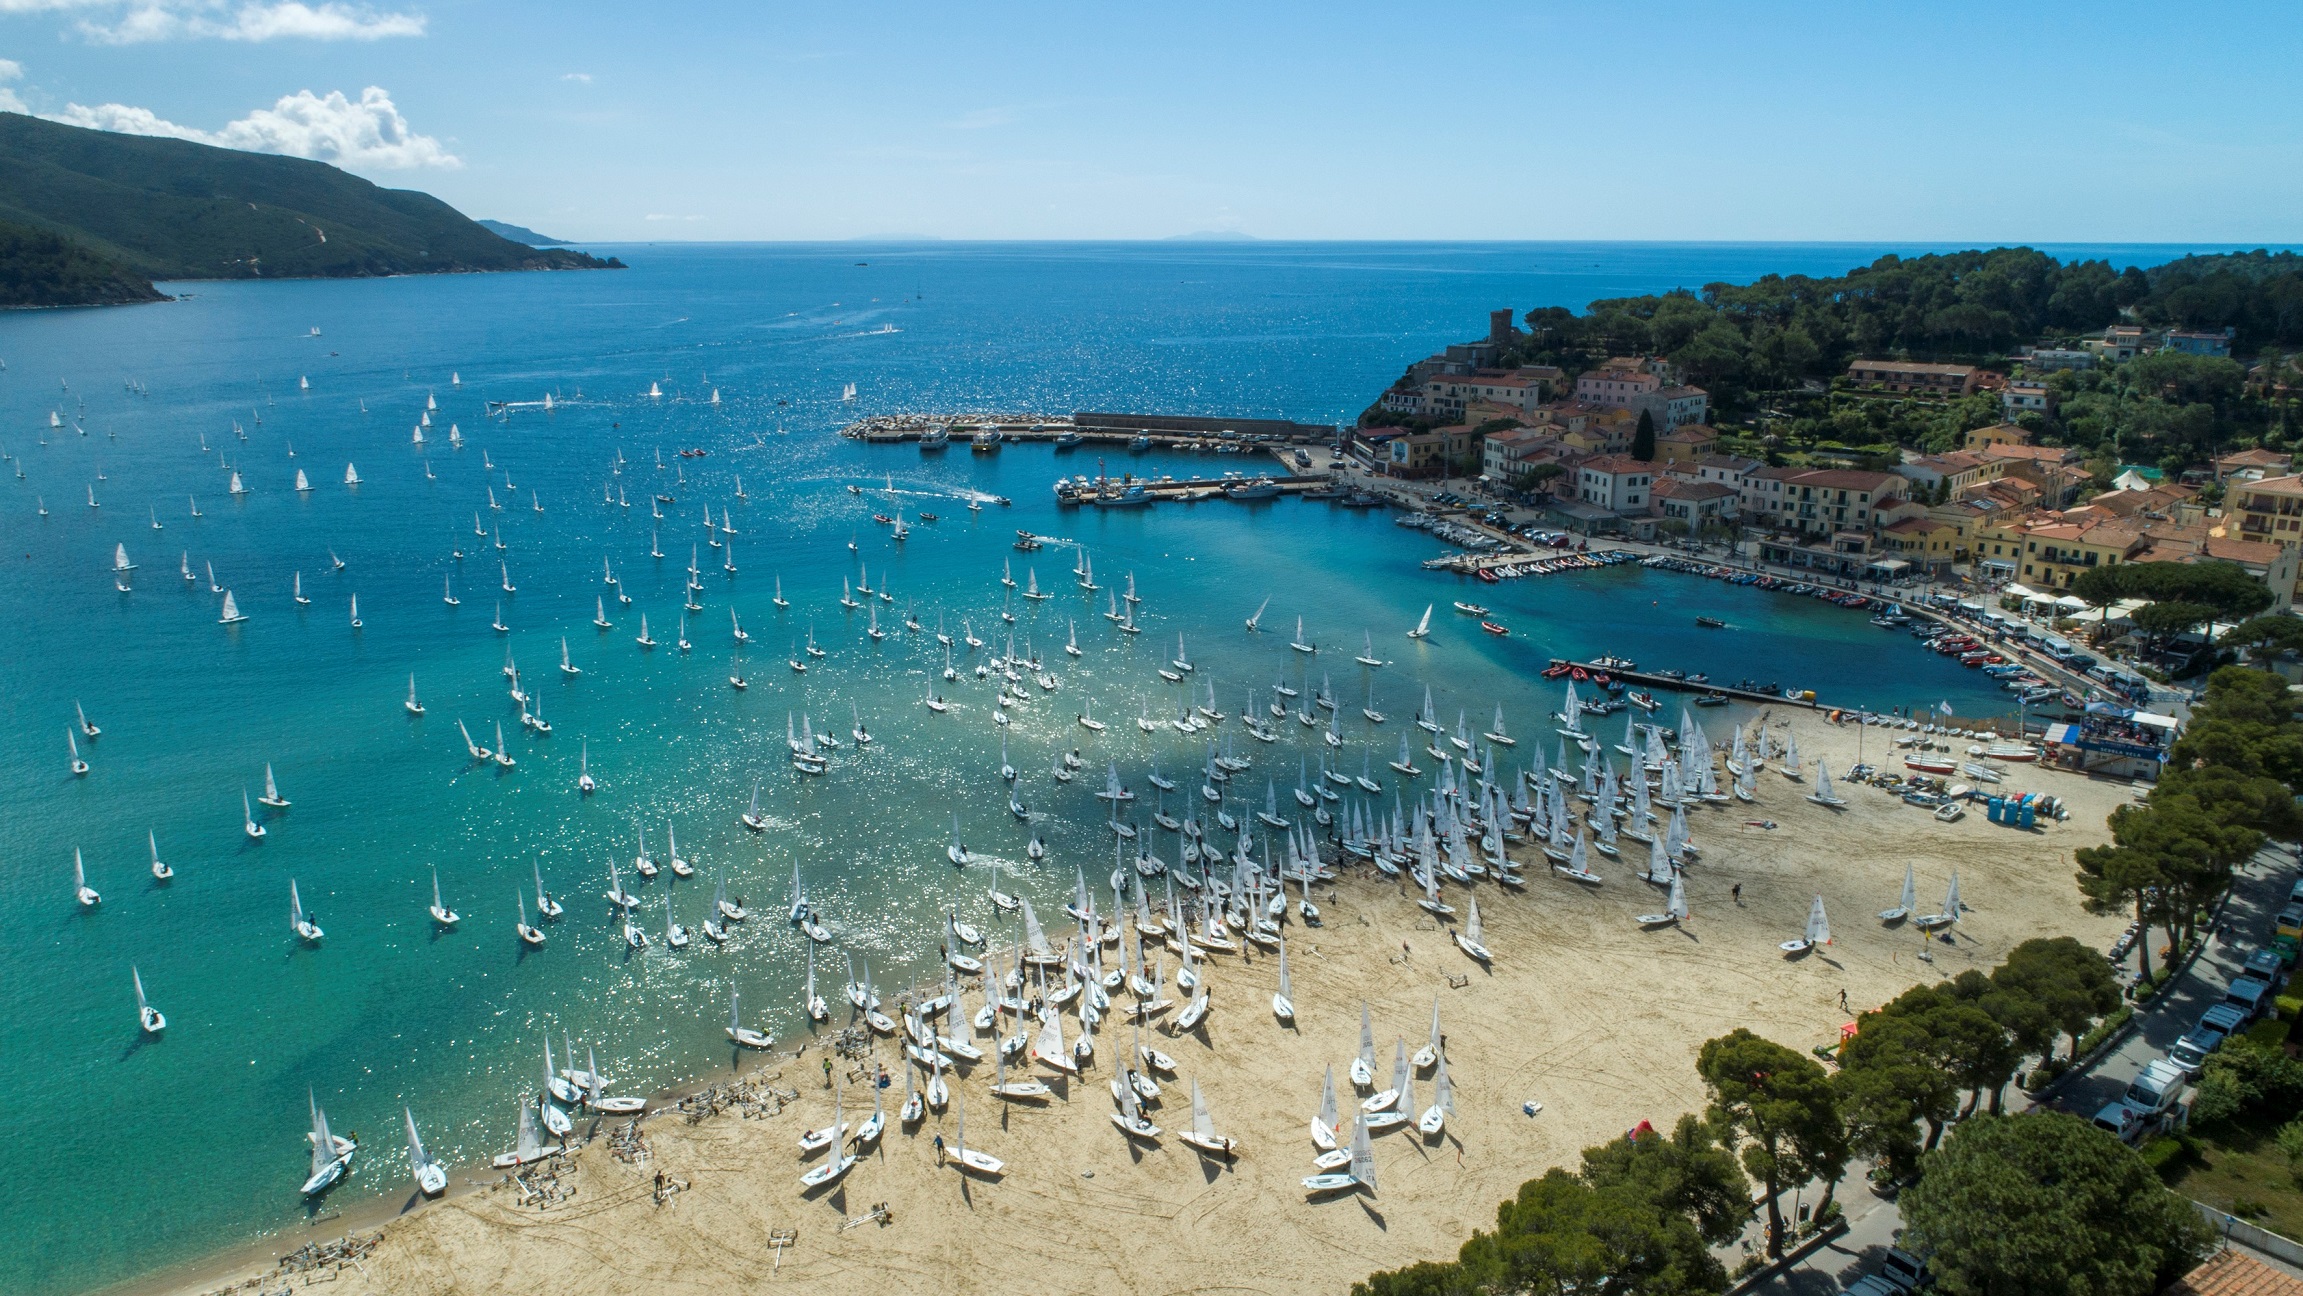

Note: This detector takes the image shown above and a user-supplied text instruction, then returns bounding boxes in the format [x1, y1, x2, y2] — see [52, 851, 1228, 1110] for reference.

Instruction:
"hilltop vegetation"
[0, 111, 619, 306]
[1505, 247, 2302, 404]
[0, 216, 164, 306]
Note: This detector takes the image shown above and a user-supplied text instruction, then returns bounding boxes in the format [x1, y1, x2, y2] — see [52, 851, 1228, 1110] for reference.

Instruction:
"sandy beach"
[168, 707, 2130, 1296]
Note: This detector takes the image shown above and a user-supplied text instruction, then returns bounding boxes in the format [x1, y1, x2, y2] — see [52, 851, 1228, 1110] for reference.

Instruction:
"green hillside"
[0, 216, 165, 306]
[0, 111, 619, 302]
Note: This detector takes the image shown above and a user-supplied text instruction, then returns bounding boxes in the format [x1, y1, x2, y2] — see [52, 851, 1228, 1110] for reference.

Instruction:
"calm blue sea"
[0, 240, 2227, 1295]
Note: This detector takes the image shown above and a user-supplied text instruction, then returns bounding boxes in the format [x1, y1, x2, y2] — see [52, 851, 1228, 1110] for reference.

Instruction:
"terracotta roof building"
[1846, 360, 1983, 395]
[2165, 1248, 2303, 1296]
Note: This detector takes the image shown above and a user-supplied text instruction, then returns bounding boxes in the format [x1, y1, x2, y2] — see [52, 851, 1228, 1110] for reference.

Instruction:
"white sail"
[1805, 894, 1831, 946]
[1021, 898, 1053, 958]
[1348, 1114, 1375, 1191]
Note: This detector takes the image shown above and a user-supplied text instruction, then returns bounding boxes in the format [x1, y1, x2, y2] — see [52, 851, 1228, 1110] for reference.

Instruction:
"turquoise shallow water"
[0, 241, 2191, 1295]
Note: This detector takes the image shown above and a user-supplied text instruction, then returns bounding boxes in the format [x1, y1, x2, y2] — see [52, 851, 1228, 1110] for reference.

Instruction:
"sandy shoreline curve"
[144, 707, 2128, 1296]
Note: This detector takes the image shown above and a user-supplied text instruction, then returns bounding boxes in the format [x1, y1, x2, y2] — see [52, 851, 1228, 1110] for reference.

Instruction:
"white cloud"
[52, 85, 458, 169]
[0, 57, 24, 113]
[642, 213, 702, 222]
[561, 72, 590, 83]
[43, 1, 426, 43]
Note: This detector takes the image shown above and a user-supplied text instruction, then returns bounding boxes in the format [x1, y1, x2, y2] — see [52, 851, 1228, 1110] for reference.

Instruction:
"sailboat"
[1636, 874, 1689, 928]
[1272, 936, 1296, 1022]
[1245, 596, 1270, 632]
[1304, 1114, 1372, 1195]
[1355, 630, 1383, 667]
[405, 1108, 448, 1196]
[490, 1102, 549, 1169]
[1781, 895, 1831, 956]
[516, 889, 546, 946]
[1483, 704, 1514, 746]
[243, 790, 266, 840]
[1805, 760, 1845, 809]
[429, 868, 460, 926]
[1407, 604, 1432, 639]
[1310, 1064, 1345, 1156]
[64, 846, 102, 912]
[1915, 870, 1962, 931]
[344, 462, 360, 486]
[291, 879, 323, 943]
[259, 763, 290, 809]
[1351, 1003, 1376, 1088]
[1879, 863, 1917, 924]
[148, 830, 172, 881]
[1290, 615, 1316, 653]
[1451, 895, 1492, 963]
[348, 594, 361, 629]
[1178, 1078, 1236, 1156]
[68, 728, 89, 776]
[949, 1093, 1004, 1175]
[531, 861, 562, 921]
[301, 1092, 356, 1196]
[728, 989, 773, 1048]
[218, 590, 247, 624]
[1417, 1053, 1454, 1137]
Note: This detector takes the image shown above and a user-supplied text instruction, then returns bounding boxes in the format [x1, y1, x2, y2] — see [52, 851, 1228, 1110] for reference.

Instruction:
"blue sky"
[0, 0, 2297, 242]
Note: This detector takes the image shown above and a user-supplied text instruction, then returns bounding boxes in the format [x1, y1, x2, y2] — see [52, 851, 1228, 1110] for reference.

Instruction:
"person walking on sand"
[933, 1133, 945, 1166]
[1731, 883, 1742, 906]
[822, 1056, 833, 1088]
[1839, 989, 1850, 1013]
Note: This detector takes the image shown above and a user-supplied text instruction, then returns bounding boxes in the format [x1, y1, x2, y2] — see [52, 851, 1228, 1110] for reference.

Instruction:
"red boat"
[1475, 568, 1500, 584]
[871, 514, 893, 525]
[1904, 757, 1957, 775]
[1481, 621, 1509, 636]
[1569, 666, 1587, 681]
[1542, 664, 1571, 679]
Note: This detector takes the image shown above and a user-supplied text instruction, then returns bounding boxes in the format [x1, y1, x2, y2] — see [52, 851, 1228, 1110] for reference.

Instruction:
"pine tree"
[1632, 409, 1657, 461]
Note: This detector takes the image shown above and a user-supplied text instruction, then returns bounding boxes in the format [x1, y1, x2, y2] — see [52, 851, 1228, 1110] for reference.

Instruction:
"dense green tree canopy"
[1901, 1113, 2213, 1296]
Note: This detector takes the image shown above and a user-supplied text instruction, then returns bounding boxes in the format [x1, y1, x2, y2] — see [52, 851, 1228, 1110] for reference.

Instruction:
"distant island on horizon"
[0, 113, 621, 308]
[476, 219, 573, 247]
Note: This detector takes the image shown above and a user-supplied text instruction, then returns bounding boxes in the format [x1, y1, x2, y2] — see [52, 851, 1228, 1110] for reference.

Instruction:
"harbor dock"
[1551, 659, 1825, 711]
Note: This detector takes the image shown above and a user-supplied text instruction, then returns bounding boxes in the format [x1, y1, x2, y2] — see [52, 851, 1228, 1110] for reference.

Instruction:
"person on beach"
[822, 1056, 833, 1087]
[933, 1134, 945, 1166]
[1731, 883, 1742, 905]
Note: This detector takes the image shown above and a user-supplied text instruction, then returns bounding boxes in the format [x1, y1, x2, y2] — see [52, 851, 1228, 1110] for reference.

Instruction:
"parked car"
[2200, 1002, 2250, 1040]
[2167, 1028, 2223, 1078]
[2223, 975, 2274, 1020]
[1880, 1247, 1929, 1292]
[2243, 947, 2287, 988]
[2124, 1058, 2190, 1118]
